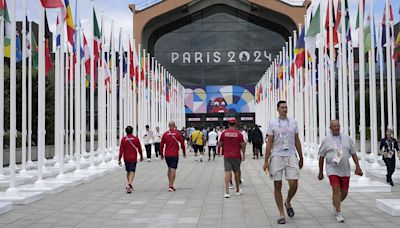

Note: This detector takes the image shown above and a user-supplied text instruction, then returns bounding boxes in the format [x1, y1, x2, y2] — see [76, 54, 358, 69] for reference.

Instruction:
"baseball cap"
[229, 119, 236, 124]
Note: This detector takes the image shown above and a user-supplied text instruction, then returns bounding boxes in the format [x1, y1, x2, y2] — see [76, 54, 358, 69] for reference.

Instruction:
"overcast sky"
[10, 0, 400, 51]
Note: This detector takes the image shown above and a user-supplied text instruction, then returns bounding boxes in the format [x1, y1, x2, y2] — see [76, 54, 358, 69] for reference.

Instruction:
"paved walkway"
[0, 146, 400, 228]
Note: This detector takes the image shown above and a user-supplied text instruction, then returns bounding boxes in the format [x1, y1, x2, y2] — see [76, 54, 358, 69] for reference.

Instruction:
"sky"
[9, 0, 400, 52]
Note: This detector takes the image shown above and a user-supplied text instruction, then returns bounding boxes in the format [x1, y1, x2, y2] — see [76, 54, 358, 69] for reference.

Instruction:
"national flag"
[45, 39, 53, 76]
[40, 0, 64, 8]
[44, 11, 52, 39]
[381, 4, 394, 47]
[394, 32, 400, 62]
[355, 0, 365, 29]
[93, 8, 101, 62]
[56, 15, 62, 47]
[2, 0, 11, 58]
[364, 14, 371, 53]
[305, 4, 320, 62]
[294, 27, 305, 68]
[325, 0, 338, 46]
[25, 17, 31, 57]
[31, 30, 39, 70]
[344, 0, 351, 41]
[166, 76, 171, 103]
[16, 34, 23, 62]
[82, 33, 91, 78]
[64, 0, 74, 47]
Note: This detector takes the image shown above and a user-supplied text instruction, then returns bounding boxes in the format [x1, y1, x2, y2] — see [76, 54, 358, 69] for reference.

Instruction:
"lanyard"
[278, 118, 290, 138]
[331, 134, 342, 154]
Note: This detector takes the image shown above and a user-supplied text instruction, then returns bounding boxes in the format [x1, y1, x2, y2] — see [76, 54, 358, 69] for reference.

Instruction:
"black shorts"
[193, 145, 204, 153]
[125, 162, 137, 172]
[208, 146, 217, 152]
[224, 158, 241, 172]
[165, 156, 179, 169]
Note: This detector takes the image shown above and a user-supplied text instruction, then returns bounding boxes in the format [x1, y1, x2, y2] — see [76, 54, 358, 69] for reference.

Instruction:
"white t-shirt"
[154, 131, 162, 143]
[266, 118, 299, 157]
[208, 131, 218, 146]
[142, 130, 154, 145]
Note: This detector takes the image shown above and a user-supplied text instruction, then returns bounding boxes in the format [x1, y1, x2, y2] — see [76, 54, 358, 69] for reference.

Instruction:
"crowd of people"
[117, 100, 399, 225]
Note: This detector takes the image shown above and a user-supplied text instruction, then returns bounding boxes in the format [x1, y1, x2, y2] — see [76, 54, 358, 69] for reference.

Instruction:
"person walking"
[190, 127, 204, 162]
[379, 128, 399, 186]
[208, 128, 218, 161]
[263, 100, 304, 225]
[187, 125, 195, 152]
[118, 126, 143, 193]
[143, 125, 154, 162]
[160, 121, 186, 192]
[251, 125, 263, 159]
[318, 119, 363, 223]
[219, 119, 246, 198]
[154, 127, 162, 160]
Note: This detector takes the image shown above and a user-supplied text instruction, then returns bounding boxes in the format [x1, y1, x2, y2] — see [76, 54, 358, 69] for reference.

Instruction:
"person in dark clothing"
[379, 128, 399, 186]
[251, 125, 264, 159]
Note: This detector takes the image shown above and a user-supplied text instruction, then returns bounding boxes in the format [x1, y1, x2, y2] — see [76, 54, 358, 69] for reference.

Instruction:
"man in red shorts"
[118, 126, 143, 193]
[160, 121, 186, 192]
[218, 119, 246, 198]
[318, 120, 363, 223]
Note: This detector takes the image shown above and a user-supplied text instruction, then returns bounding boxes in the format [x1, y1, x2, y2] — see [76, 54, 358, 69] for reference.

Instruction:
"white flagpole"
[147, 53, 151, 127]
[58, 9, 65, 176]
[111, 21, 117, 155]
[54, 13, 60, 167]
[69, 46, 74, 165]
[378, 22, 385, 138]
[27, 21, 33, 167]
[137, 44, 142, 138]
[390, 20, 397, 138]
[349, 40, 356, 142]
[341, 0, 349, 135]
[36, 2, 45, 183]
[20, 0, 27, 174]
[133, 39, 137, 135]
[0, 3, 5, 177]
[370, 1, 378, 162]
[328, 0, 335, 119]
[65, 40, 69, 164]
[318, 4, 326, 142]
[8, 0, 17, 189]
[385, 0, 392, 131]
[89, 4, 95, 168]
[118, 28, 123, 143]
[359, 0, 366, 172]
[99, 14, 106, 165]
[75, 20, 82, 171]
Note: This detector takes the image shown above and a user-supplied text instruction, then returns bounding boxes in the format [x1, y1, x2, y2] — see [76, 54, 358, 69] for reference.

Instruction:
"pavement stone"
[0, 146, 399, 227]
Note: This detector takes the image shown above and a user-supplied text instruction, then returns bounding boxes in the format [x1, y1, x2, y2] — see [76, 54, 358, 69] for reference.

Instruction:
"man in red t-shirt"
[160, 121, 186, 192]
[218, 119, 246, 198]
[118, 126, 143, 193]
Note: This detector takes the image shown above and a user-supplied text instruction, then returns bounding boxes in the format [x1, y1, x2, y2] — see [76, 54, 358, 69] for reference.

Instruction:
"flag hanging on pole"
[40, 0, 64, 8]
[64, 0, 74, 47]
[294, 27, 305, 68]
[25, 16, 31, 57]
[364, 14, 372, 53]
[93, 8, 101, 62]
[16, 33, 23, 62]
[56, 15, 62, 47]
[394, 6, 400, 61]
[82, 32, 91, 78]
[2, 0, 11, 58]
[45, 39, 53, 76]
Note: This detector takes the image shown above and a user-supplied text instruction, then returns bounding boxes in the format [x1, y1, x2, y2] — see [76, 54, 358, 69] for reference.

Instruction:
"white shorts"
[269, 155, 300, 181]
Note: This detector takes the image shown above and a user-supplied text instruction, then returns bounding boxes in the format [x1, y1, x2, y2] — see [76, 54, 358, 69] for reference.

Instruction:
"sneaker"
[224, 193, 230, 198]
[168, 187, 174, 192]
[171, 186, 176, 191]
[235, 189, 242, 196]
[195, 158, 198, 161]
[126, 186, 132, 194]
[229, 184, 234, 189]
[200, 158, 203, 162]
[336, 213, 344, 222]
[147, 158, 151, 162]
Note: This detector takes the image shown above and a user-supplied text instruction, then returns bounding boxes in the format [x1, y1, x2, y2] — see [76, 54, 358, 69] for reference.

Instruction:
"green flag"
[31, 31, 38, 70]
[305, 4, 320, 37]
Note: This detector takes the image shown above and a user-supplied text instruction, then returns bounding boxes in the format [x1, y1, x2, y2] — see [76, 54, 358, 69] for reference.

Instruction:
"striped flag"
[64, 0, 74, 47]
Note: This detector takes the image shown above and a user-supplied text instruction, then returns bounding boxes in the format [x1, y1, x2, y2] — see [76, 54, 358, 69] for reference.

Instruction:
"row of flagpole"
[0, 0, 185, 191]
[255, 0, 399, 172]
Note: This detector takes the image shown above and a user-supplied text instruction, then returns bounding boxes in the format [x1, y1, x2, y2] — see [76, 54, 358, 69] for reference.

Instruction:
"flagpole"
[69, 45, 74, 165]
[385, 0, 392, 131]
[58, 9, 65, 176]
[20, 0, 28, 174]
[341, 0, 349, 135]
[0, 4, 5, 178]
[89, 2, 95, 168]
[328, 0, 335, 120]
[36, 2, 45, 183]
[390, 19, 397, 138]
[133, 39, 137, 135]
[27, 21, 33, 167]
[99, 13, 106, 165]
[111, 21, 117, 156]
[370, 2, 378, 163]
[318, 2, 325, 142]
[75, 18, 82, 172]
[359, 0, 367, 173]
[118, 28, 123, 143]
[54, 13, 60, 168]
[377, 23, 385, 140]
[65, 40, 69, 165]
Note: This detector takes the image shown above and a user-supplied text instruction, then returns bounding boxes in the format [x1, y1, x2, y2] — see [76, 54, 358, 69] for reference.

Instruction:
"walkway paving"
[0, 146, 399, 228]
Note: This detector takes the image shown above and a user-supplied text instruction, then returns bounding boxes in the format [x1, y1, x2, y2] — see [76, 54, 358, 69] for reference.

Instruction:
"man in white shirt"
[143, 125, 154, 162]
[208, 129, 218, 161]
[263, 100, 304, 225]
[154, 127, 162, 160]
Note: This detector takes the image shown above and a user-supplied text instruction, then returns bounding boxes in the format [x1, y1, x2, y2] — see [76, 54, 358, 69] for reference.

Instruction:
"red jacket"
[160, 129, 186, 157]
[119, 135, 143, 162]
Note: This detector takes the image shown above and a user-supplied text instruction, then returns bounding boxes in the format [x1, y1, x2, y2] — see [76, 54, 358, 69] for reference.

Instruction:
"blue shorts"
[125, 162, 137, 172]
[165, 157, 179, 169]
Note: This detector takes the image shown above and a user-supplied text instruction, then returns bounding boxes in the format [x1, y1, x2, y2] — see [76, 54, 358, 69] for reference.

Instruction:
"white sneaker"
[224, 193, 230, 198]
[336, 213, 344, 223]
[195, 158, 198, 161]
[229, 184, 234, 189]
[147, 158, 151, 162]
[235, 189, 242, 196]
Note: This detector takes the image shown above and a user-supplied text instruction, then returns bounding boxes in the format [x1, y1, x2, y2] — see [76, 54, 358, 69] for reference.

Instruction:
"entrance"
[186, 113, 255, 129]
